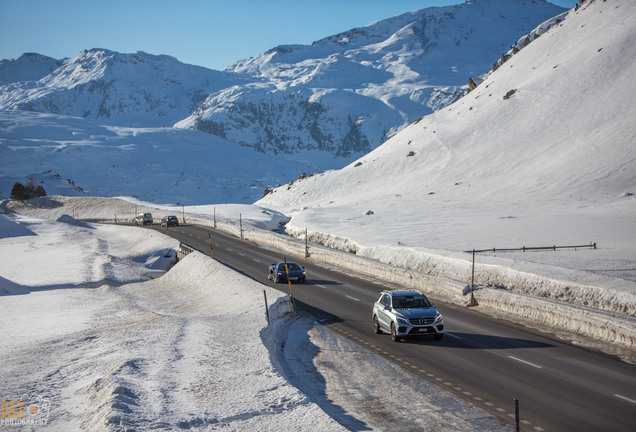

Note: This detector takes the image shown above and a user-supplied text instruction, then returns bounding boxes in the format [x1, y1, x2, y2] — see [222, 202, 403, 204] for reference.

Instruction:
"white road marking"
[346, 295, 360, 302]
[508, 356, 543, 369]
[614, 393, 636, 405]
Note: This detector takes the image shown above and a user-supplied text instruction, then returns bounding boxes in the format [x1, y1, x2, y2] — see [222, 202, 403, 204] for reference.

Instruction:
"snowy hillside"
[258, 0, 636, 306]
[177, 0, 565, 160]
[0, 110, 324, 204]
[0, 49, 241, 127]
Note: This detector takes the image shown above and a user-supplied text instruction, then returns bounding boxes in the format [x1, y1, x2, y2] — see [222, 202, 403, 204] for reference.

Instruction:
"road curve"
[152, 223, 636, 432]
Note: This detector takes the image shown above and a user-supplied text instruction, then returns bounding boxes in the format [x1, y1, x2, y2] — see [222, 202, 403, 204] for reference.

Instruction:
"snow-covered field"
[0, 205, 510, 431]
[0, 110, 329, 205]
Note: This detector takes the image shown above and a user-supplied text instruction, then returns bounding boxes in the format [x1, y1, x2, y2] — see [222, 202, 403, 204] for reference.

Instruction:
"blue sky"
[1, 0, 577, 71]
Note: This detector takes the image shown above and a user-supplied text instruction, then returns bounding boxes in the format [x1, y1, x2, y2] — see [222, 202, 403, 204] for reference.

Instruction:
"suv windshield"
[280, 263, 302, 271]
[392, 295, 432, 309]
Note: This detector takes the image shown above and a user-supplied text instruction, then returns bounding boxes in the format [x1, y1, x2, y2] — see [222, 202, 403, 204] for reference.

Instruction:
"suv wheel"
[390, 322, 401, 342]
[373, 315, 381, 334]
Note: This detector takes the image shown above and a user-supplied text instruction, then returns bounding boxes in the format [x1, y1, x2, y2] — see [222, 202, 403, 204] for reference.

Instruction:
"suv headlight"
[434, 312, 443, 323]
[396, 316, 409, 324]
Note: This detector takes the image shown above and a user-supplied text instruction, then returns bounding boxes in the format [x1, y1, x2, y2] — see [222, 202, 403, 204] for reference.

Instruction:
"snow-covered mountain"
[0, 49, 242, 127]
[257, 0, 636, 292]
[0, 53, 63, 85]
[176, 0, 565, 160]
[0, 0, 570, 203]
[1, 0, 565, 161]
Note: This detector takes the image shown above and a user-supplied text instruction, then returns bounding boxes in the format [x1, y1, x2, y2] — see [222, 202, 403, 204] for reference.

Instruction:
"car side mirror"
[432, 303, 437, 308]
[384, 305, 391, 311]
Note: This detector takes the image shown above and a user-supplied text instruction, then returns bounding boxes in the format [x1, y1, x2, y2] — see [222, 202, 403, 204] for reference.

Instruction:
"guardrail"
[464, 242, 597, 306]
[464, 243, 597, 254]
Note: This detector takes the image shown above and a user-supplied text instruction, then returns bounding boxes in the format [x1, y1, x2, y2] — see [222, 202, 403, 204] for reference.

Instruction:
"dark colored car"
[372, 290, 444, 342]
[161, 215, 179, 227]
[268, 262, 306, 283]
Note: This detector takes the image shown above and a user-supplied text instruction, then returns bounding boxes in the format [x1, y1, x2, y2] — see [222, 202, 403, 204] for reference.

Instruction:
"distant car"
[372, 290, 444, 342]
[161, 215, 179, 227]
[268, 262, 306, 283]
[135, 213, 153, 226]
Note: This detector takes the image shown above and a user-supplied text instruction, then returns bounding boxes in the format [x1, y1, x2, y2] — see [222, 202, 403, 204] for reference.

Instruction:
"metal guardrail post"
[263, 290, 270, 326]
[470, 249, 476, 306]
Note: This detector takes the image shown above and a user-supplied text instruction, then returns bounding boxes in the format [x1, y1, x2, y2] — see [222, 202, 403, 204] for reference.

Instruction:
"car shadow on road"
[407, 332, 555, 350]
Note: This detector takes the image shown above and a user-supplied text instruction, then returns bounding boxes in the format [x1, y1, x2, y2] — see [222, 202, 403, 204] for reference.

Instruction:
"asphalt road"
[152, 223, 636, 432]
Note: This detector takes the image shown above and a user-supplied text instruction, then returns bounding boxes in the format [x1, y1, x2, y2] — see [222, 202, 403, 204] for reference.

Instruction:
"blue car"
[268, 262, 306, 283]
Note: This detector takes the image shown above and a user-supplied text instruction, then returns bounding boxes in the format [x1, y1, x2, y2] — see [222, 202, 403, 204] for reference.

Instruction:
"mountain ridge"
[183, 0, 565, 160]
[0, 49, 243, 127]
[1, 0, 565, 159]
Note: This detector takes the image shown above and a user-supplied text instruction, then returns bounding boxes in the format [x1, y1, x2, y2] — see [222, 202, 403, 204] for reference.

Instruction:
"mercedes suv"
[372, 290, 444, 342]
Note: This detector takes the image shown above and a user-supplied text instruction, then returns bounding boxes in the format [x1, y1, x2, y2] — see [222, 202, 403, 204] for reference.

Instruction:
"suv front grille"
[409, 317, 435, 325]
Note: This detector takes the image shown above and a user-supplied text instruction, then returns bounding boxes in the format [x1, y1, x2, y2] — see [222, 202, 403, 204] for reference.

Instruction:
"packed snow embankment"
[279, 225, 636, 351]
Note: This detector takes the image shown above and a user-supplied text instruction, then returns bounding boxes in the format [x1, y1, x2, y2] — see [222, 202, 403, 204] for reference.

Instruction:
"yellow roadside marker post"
[284, 261, 297, 313]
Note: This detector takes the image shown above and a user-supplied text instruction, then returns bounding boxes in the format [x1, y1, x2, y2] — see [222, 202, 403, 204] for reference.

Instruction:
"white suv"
[372, 290, 444, 342]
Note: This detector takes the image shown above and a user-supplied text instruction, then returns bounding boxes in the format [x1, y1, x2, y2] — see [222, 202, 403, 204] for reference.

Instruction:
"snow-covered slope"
[257, 0, 636, 301]
[0, 110, 321, 204]
[0, 49, 242, 127]
[177, 0, 565, 160]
